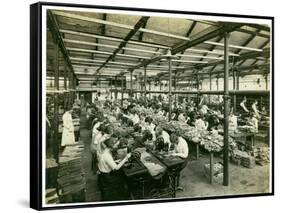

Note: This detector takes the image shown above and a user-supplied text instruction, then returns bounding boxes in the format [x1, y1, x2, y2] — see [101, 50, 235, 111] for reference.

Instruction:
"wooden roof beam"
[171, 23, 243, 55]
[53, 11, 189, 41]
[60, 29, 168, 49]
[47, 10, 77, 79]
[176, 20, 197, 67]
[238, 39, 270, 67]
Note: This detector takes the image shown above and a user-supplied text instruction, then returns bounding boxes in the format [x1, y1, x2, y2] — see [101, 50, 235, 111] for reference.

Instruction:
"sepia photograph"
[30, 2, 273, 210]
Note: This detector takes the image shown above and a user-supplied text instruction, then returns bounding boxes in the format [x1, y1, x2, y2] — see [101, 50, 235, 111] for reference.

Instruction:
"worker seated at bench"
[170, 132, 189, 191]
[97, 138, 131, 201]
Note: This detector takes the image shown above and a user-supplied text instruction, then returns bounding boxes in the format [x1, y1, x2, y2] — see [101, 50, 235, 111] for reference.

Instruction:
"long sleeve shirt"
[131, 114, 140, 125]
[162, 130, 170, 144]
[174, 137, 189, 159]
[195, 119, 207, 131]
[97, 149, 121, 173]
[178, 113, 186, 123]
[240, 101, 249, 113]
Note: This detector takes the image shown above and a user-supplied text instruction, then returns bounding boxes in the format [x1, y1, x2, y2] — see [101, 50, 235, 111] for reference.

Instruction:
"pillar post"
[233, 66, 236, 114]
[144, 66, 147, 104]
[130, 70, 133, 102]
[168, 58, 172, 121]
[223, 32, 230, 186]
[209, 71, 212, 104]
[114, 76, 118, 100]
[53, 40, 60, 161]
[121, 77, 124, 107]
[63, 62, 67, 109]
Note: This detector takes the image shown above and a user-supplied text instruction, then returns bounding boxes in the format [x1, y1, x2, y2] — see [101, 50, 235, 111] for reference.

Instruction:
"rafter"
[193, 35, 223, 75]
[138, 17, 150, 42]
[94, 15, 153, 73]
[47, 10, 77, 79]
[238, 39, 270, 67]
[171, 23, 243, 54]
[176, 21, 197, 68]
[209, 29, 260, 76]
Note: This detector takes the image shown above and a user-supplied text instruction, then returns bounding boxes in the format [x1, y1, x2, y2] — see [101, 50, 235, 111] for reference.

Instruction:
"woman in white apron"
[61, 109, 75, 146]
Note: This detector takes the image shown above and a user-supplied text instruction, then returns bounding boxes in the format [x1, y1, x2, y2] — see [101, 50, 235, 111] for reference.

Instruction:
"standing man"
[61, 107, 75, 146]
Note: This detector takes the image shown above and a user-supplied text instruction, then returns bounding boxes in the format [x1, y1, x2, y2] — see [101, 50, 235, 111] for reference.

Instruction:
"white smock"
[61, 111, 75, 146]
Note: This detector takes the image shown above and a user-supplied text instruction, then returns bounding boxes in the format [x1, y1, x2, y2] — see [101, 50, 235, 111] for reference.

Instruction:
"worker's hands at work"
[126, 153, 132, 159]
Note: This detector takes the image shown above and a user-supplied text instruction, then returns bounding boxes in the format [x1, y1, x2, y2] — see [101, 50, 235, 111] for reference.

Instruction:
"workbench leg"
[251, 136, 255, 149]
[210, 152, 214, 184]
[141, 178, 145, 199]
[196, 144, 200, 160]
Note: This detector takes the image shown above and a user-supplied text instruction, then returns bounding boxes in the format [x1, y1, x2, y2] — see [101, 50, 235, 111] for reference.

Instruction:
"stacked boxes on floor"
[204, 163, 223, 184]
[57, 143, 86, 203]
[45, 188, 59, 204]
[254, 147, 270, 166]
[231, 149, 256, 168]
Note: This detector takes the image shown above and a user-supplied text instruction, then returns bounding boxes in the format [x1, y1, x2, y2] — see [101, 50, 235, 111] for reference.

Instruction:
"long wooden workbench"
[122, 149, 186, 199]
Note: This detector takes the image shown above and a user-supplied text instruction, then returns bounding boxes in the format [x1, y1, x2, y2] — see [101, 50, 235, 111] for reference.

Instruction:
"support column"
[223, 32, 230, 186]
[196, 74, 200, 107]
[63, 63, 67, 109]
[110, 77, 113, 99]
[174, 72, 177, 105]
[130, 70, 133, 102]
[149, 81, 151, 100]
[121, 77, 124, 107]
[72, 76, 76, 103]
[114, 76, 118, 100]
[135, 75, 138, 100]
[140, 77, 143, 96]
[168, 58, 172, 121]
[144, 66, 147, 104]
[209, 71, 212, 104]
[53, 41, 60, 161]
[265, 74, 268, 90]
[216, 75, 219, 91]
[69, 71, 73, 107]
[236, 71, 240, 90]
[67, 65, 72, 109]
[233, 67, 236, 114]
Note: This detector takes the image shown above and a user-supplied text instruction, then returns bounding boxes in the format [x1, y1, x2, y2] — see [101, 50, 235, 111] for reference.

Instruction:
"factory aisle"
[79, 109, 101, 202]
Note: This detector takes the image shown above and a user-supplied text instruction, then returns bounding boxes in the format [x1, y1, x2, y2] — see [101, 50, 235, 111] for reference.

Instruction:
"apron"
[61, 112, 75, 146]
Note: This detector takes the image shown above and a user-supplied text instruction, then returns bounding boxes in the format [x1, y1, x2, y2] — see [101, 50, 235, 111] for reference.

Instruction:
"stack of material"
[153, 114, 168, 125]
[231, 149, 255, 168]
[57, 144, 86, 197]
[204, 163, 223, 184]
[200, 131, 236, 153]
[238, 125, 256, 133]
[46, 158, 58, 169]
[254, 147, 270, 166]
[45, 188, 59, 204]
[46, 158, 58, 188]
[255, 132, 268, 141]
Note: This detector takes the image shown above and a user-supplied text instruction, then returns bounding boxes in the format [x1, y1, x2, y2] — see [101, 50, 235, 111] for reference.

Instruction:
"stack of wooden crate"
[57, 143, 86, 202]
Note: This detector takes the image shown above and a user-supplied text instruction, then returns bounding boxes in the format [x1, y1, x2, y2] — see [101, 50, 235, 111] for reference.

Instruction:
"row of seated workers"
[84, 95, 269, 201]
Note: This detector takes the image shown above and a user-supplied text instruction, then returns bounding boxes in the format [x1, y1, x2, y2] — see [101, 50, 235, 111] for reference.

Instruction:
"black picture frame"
[30, 1, 274, 210]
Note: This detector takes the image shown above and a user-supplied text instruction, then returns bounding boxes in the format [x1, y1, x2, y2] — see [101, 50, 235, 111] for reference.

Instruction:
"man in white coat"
[61, 108, 75, 146]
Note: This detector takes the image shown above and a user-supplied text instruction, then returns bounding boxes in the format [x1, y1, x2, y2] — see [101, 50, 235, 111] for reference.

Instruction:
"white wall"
[200, 74, 269, 91]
